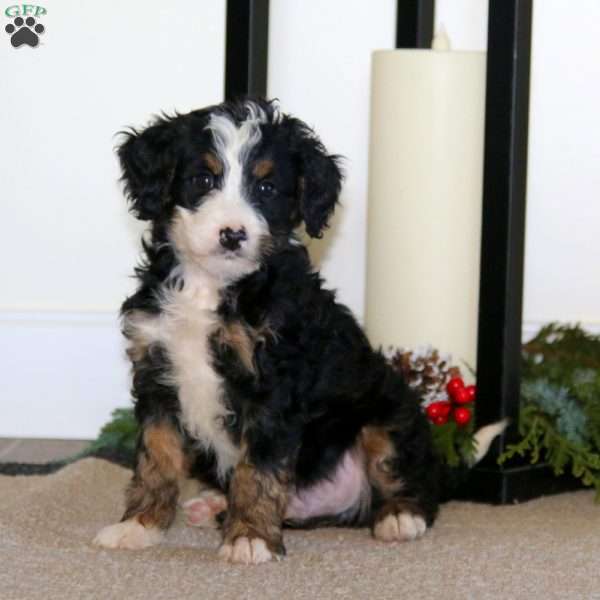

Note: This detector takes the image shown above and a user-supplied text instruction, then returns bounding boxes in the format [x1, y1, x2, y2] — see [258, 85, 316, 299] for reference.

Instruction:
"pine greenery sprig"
[81, 408, 138, 460]
[430, 420, 476, 467]
[520, 379, 587, 445]
[498, 404, 600, 501]
[27, 408, 139, 471]
[522, 323, 600, 382]
[500, 323, 600, 501]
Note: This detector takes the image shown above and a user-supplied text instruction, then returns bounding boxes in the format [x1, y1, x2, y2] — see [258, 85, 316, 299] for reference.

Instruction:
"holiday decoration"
[84, 408, 138, 461]
[446, 377, 464, 398]
[425, 401, 452, 421]
[444, 376, 476, 408]
[390, 346, 462, 407]
[388, 346, 476, 466]
[465, 385, 476, 403]
[453, 407, 472, 426]
[499, 323, 600, 501]
[425, 372, 477, 427]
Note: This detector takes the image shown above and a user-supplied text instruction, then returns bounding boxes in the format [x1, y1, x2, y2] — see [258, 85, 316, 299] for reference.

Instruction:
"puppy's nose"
[219, 227, 247, 251]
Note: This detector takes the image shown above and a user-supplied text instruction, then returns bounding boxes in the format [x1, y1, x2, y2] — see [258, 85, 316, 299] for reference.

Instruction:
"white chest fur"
[126, 268, 240, 479]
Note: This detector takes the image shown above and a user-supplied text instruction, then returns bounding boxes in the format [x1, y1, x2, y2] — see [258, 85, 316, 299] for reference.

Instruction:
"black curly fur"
[118, 98, 441, 532]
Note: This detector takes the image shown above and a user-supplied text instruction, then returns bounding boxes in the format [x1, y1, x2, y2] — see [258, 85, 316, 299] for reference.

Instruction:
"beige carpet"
[2, 459, 600, 600]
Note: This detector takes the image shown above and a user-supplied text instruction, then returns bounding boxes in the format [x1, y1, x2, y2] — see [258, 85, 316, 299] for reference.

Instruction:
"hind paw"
[182, 489, 227, 528]
[373, 511, 427, 542]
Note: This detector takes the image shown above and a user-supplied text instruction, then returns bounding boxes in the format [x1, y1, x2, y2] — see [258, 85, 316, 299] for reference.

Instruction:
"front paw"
[93, 518, 163, 549]
[218, 535, 285, 565]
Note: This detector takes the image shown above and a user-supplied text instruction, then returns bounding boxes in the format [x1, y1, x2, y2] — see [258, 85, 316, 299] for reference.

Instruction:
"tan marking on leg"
[144, 423, 187, 475]
[363, 430, 430, 543]
[360, 426, 403, 496]
[220, 459, 288, 564]
[121, 422, 188, 530]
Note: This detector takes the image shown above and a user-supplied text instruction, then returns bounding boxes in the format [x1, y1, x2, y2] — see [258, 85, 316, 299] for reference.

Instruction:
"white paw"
[373, 512, 427, 542]
[182, 490, 227, 528]
[93, 519, 163, 550]
[218, 537, 277, 565]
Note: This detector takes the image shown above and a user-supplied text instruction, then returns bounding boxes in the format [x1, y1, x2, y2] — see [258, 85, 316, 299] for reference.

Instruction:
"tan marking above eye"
[253, 159, 274, 179]
[201, 152, 223, 175]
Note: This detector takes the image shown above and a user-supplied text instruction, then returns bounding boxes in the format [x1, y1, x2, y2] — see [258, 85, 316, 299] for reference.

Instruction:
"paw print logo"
[5, 16, 45, 48]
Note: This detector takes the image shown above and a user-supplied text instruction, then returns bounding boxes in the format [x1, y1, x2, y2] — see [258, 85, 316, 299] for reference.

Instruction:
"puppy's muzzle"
[219, 227, 247, 251]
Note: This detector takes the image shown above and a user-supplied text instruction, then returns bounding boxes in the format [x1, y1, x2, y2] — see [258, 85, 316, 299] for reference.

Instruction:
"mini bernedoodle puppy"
[94, 99, 493, 565]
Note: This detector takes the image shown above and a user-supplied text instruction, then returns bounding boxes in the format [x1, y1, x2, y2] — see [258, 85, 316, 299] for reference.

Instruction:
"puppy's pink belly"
[285, 450, 367, 521]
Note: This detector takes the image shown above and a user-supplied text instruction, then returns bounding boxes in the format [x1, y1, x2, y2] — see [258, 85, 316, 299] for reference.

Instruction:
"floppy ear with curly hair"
[287, 119, 343, 239]
[117, 117, 179, 221]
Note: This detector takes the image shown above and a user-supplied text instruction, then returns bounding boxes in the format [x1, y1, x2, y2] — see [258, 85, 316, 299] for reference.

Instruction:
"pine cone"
[388, 345, 462, 407]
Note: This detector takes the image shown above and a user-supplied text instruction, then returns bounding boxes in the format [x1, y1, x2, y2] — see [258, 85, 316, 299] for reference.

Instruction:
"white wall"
[436, 1, 600, 331]
[0, 0, 225, 438]
[435, 0, 487, 51]
[1, 0, 225, 312]
[523, 0, 600, 328]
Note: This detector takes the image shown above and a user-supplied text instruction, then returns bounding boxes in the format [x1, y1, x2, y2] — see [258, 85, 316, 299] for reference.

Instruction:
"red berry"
[446, 377, 464, 400]
[465, 385, 476, 403]
[433, 414, 449, 426]
[453, 387, 471, 405]
[454, 407, 472, 426]
[425, 401, 452, 421]
[426, 402, 451, 424]
[438, 401, 452, 417]
[426, 402, 443, 421]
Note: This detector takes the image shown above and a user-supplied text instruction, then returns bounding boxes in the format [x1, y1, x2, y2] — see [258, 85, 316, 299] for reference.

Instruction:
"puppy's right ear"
[118, 118, 177, 220]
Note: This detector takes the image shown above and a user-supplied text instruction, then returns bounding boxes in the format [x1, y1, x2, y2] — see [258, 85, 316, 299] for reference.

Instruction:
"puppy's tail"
[440, 418, 509, 501]
[468, 418, 510, 466]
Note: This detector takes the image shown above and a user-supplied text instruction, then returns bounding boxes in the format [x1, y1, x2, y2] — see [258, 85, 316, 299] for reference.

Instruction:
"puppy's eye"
[189, 172, 215, 193]
[257, 180, 276, 197]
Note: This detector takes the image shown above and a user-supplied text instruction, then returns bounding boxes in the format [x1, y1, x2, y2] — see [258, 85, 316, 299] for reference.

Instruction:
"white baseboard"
[0, 311, 131, 440]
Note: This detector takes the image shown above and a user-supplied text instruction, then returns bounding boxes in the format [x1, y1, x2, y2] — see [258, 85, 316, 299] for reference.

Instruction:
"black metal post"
[456, 0, 580, 503]
[396, 0, 435, 49]
[225, 0, 270, 100]
[476, 1, 532, 430]
[461, 0, 531, 503]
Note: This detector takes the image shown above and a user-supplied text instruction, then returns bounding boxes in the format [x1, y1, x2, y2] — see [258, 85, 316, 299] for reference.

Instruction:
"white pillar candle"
[365, 47, 486, 370]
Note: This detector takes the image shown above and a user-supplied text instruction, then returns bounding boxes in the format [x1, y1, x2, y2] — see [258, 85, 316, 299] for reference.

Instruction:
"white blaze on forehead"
[206, 104, 269, 183]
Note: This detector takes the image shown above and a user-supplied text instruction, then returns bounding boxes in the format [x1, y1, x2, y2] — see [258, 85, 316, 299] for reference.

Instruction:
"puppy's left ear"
[289, 120, 343, 238]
